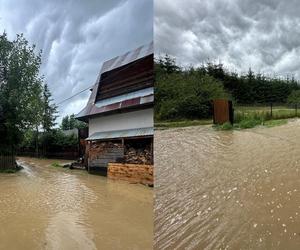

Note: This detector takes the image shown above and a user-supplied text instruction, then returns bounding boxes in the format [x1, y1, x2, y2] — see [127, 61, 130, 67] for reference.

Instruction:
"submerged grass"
[51, 162, 63, 168]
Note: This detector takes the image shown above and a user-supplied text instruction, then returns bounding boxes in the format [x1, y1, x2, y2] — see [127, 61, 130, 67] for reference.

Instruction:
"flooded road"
[155, 120, 300, 250]
[0, 157, 153, 250]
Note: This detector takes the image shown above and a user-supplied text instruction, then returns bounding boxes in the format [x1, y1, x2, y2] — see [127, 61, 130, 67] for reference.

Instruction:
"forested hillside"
[155, 55, 300, 121]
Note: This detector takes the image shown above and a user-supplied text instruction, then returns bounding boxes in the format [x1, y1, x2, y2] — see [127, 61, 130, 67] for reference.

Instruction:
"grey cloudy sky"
[0, 0, 153, 123]
[155, 0, 300, 78]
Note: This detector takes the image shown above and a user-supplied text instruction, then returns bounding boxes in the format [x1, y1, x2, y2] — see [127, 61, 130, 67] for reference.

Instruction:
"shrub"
[51, 162, 62, 168]
[220, 122, 233, 130]
[239, 118, 261, 129]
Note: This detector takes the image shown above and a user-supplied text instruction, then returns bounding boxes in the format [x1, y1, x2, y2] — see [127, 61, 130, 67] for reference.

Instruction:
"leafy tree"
[156, 69, 229, 120]
[0, 33, 44, 156]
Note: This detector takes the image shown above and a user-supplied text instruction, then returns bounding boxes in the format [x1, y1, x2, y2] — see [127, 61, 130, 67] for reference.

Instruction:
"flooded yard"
[0, 157, 153, 250]
[155, 120, 300, 249]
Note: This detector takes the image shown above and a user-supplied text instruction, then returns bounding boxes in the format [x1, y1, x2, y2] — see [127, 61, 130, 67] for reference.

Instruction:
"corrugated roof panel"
[86, 127, 154, 141]
[100, 41, 153, 74]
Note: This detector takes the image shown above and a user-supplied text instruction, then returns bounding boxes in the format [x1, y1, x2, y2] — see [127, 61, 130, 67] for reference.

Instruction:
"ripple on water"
[0, 157, 153, 250]
[155, 122, 300, 249]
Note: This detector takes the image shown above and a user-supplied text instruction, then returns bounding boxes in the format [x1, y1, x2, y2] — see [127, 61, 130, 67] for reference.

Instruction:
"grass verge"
[155, 119, 212, 128]
[0, 164, 23, 173]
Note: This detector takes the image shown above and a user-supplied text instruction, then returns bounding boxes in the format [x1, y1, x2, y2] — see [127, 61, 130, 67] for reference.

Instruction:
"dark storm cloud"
[0, 0, 153, 122]
[155, 0, 300, 78]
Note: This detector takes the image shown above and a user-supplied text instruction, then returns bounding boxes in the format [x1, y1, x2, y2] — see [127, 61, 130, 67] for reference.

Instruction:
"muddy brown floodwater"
[155, 120, 300, 250]
[0, 157, 153, 250]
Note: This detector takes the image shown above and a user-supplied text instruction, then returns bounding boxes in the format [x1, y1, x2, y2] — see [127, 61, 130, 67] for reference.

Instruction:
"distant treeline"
[155, 55, 300, 120]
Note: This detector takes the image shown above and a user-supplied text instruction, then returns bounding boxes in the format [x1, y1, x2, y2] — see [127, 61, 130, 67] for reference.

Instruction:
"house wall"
[88, 108, 153, 136]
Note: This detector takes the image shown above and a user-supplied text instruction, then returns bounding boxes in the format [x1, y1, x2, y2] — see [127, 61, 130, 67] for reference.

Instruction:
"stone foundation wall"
[108, 163, 153, 186]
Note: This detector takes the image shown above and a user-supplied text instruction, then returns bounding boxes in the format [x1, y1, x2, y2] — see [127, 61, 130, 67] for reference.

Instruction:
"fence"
[234, 104, 300, 122]
[17, 149, 79, 160]
[0, 154, 15, 170]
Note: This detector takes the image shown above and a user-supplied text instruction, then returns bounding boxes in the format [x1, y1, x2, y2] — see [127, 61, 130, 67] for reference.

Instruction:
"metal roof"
[100, 42, 153, 74]
[76, 41, 153, 120]
[86, 127, 154, 141]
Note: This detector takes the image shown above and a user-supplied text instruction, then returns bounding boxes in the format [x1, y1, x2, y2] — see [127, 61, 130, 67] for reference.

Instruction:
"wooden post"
[296, 104, 298, 116]
[270, 103, 273, 118]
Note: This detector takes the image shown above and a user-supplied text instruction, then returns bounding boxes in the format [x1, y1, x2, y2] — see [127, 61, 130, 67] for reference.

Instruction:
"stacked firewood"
[89, 142, 122, 160]
[124, 145, 152, 164]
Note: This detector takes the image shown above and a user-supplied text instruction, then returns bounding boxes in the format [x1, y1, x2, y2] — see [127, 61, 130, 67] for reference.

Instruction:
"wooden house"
[76, 42, 154, 176]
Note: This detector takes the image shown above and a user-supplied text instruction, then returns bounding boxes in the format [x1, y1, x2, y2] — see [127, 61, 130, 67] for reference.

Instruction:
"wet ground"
[0, 157, 153, 250]
[154, 119, 300, 250]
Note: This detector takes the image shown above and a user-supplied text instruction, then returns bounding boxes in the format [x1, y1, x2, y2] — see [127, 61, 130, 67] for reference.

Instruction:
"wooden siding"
[95, 55, 154, 102]
[88, 148, 124, 168]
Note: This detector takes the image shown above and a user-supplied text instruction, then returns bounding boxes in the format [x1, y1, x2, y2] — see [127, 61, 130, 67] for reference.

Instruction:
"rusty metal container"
[213, 99, 233, 124]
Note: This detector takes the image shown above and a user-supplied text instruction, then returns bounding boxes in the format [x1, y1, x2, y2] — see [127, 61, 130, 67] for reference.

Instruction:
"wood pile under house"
[76, 42, 154, 185]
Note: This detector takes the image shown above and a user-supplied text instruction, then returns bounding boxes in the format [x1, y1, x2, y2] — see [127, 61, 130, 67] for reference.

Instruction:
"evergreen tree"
[61, 114, 87, 130]
[61, 116, 70, 130]
[42, 84, 58, 132]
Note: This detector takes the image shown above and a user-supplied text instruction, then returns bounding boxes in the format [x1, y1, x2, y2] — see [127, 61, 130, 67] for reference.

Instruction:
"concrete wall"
[88, 108, 153, 136]
[108, 163, 153, 186]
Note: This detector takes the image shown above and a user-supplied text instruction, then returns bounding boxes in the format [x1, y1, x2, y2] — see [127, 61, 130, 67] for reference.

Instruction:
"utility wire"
[56, 85, 93, 105]
[56, 54, 152, 106]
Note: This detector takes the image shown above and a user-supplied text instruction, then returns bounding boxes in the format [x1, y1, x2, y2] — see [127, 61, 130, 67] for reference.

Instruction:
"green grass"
[214, 122, 233, 130]
[0, 164, 22, 173]
[235, 105, 298, 121]
[0, 168, 17, 173]
[155, 119, 212, 128]
[238, 118, 261, 129]
[155, 106, 297, 130]
[263, 119, 288, 127]
[51, 162, 63, 168]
